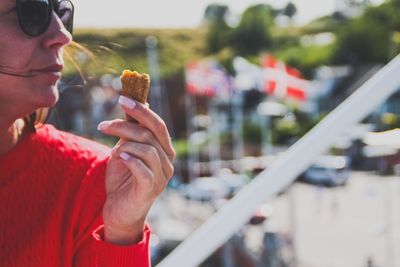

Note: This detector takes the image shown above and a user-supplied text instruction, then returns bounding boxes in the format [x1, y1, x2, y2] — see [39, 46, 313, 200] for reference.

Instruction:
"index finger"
[119, 95, 176, 161]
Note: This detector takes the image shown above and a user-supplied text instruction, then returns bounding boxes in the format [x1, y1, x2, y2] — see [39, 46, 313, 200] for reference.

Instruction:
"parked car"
[179, 176, 231, 202]
[299, 155, 350, 187]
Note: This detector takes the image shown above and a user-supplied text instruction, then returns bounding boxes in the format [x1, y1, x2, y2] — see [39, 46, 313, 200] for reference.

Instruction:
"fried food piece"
[120, 70, 150, 104]
[120, 70, 150, 121]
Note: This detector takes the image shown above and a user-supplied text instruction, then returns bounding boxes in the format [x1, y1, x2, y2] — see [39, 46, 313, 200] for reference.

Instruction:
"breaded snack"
[120, 69, 150, 104]
[120, 69, 150, 121]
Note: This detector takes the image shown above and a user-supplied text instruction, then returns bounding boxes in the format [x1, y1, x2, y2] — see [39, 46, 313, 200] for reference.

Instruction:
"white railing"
[157, 54, 400, 267]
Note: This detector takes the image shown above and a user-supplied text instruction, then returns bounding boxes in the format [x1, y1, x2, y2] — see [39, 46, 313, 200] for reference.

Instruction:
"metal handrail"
[157, 54, 400, 267]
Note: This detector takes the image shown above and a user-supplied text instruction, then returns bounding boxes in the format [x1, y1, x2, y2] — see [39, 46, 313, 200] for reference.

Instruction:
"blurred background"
[54, 0, 400, 266]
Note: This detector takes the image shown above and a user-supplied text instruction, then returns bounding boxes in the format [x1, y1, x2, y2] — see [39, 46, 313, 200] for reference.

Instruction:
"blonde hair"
[23, 108, 50, 132]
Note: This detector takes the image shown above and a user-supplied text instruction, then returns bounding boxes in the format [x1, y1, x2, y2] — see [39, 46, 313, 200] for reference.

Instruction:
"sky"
[73, 0, 384, 29]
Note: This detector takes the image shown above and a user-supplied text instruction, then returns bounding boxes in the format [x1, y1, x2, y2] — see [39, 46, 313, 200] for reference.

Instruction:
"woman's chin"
[34, 85, 59, 108]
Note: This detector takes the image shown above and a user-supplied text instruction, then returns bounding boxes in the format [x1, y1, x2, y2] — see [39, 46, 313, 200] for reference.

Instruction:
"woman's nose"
[41, 12, 72, 49]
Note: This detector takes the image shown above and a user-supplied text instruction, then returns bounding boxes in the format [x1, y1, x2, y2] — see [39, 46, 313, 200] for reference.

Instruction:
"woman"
[0, 0, 175, 266]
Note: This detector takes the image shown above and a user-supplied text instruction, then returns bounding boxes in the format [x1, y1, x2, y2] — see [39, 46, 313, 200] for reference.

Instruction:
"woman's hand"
[97, 96, 175, 245]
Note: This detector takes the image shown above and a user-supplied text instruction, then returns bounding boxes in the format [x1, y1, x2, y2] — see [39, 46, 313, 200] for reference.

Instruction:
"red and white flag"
[262, 54, 310, 101]
[185, 60, 232, 98]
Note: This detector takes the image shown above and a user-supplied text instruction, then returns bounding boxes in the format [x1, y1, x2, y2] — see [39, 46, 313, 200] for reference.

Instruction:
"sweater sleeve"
[91, 224, 151, 267]
[72, 158, 152, 267]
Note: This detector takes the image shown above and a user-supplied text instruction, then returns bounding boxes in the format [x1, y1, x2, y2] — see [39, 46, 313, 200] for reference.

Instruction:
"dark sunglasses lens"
[18, 0, 52, 37]
[55, 0, 74, 34]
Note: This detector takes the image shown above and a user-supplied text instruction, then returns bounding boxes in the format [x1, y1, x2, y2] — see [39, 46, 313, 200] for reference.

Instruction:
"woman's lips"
[0, 64, 63, 79]
[34, 64, 63, 73]
[31, 65, 63, 82]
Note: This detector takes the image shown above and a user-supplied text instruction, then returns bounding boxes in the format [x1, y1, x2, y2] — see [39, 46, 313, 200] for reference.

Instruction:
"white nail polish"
[120, 152, 131, 161]
[97, 121, 111, 131]
[119, 95, 136, 109]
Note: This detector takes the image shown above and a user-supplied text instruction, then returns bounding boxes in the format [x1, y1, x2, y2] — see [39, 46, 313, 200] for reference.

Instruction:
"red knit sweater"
[0, 124, 151, 267]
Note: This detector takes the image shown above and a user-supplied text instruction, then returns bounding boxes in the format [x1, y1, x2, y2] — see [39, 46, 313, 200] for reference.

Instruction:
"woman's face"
[0, 0, 72, 118]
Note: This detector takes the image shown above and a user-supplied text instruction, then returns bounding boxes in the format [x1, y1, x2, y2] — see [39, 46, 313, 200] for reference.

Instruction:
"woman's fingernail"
[119, 95, 136, 109]
[97, 121, 112, 131]
[120, 152, 131, 161]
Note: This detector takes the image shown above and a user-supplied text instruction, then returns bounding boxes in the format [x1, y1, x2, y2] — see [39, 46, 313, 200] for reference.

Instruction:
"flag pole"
[208, 98, 221, 176]
[146, 36, 163, 117]
[185, 92, 197, 183]
[232, 91, 245, 173]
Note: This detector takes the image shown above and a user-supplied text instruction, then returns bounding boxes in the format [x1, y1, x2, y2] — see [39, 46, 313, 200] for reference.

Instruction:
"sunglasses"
[17, 0, 74, 37]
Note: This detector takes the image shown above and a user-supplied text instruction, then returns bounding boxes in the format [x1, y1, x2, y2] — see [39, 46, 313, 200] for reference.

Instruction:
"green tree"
[204, 4, 229, 24]
[204, 4, 232, 53]
[333, 0, 400, 64]
[231, 4, 275, 56]
[333, 16, 390, 64]
[282, 2, 297, 20]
